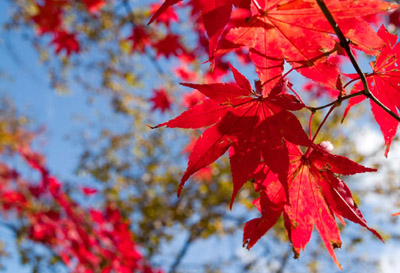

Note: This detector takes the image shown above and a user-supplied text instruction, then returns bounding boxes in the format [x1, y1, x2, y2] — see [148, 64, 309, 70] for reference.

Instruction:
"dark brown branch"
[316, 0, 400, 123]
[307, 90, 364, 112]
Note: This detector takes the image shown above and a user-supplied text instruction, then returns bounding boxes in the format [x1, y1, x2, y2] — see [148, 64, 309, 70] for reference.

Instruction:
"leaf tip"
[177, 185, 183, 197]
[148, 122, 167, 129]
[292, 247, 300, 260]
[177, 175, 189, 197]
[384, 143, 391, 157]
[229, 199, 234, 210]
[180, 82, 195, 88]
[369, 227, 384, 243]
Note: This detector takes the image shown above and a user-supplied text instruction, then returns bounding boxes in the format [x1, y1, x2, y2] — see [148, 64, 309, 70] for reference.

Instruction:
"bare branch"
[308, 90, 364, 112]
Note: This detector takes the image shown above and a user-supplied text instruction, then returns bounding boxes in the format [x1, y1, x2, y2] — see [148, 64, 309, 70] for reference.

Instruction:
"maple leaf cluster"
[124, 1, 251, 112]
[149, 0, 400, 268]
[0, 143, 162, 273]
[30, 0, 106, 56]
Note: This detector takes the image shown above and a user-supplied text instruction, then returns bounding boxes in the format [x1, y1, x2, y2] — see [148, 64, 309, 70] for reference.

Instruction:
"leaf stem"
[312, 105, 335, 143]
[308, 112, 314, 139]
[282, 68, 294, 79]
[343, 76, 360, 89]
[287, 84, 305, 105]
[316, 0, 400, 123]
[305, 105, 336, 157]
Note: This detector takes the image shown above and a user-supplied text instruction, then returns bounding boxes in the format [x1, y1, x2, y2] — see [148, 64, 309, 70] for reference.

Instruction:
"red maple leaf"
[51, 30, 81, 56]
[344, 25, 400, 156]
[198, 0, 235, 59]
[31, 0, 66, 34]
[243, 142, 381, 269]
[126, 26, 151, 53]
[218, 0, 393, 95]
[150, 88, 172, 113]
[153, 34, 185, 58]
[183, 138, 213, 182]
[82, 0, 106, 13]
[174, 66, 198, 82]
[155, 64, 311, 202]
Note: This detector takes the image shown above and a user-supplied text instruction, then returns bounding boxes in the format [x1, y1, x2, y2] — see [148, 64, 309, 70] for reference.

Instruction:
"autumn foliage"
[0, 125, 161, 272]
[150, 0, 399, 268]
[4, 0, 400, 271]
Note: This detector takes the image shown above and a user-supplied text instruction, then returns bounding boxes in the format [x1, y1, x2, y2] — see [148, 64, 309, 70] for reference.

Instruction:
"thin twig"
[287, 84, 305, 105]
[307, 90, 364, 112]
[343, 76, 360, 89]
[311, 105, 336, 143]
[305, 105, 336, 157]
[308, 112, 314, 139]
[282, 68, 294, 79]
[316, 0, 400, 122]
[169, 233, 194, 273]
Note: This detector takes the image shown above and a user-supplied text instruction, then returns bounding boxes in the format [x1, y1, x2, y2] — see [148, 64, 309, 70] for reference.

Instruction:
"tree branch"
[169, 232, 194, 273]
[307, 90, 364, 112]
[316, 0, 400, 122]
